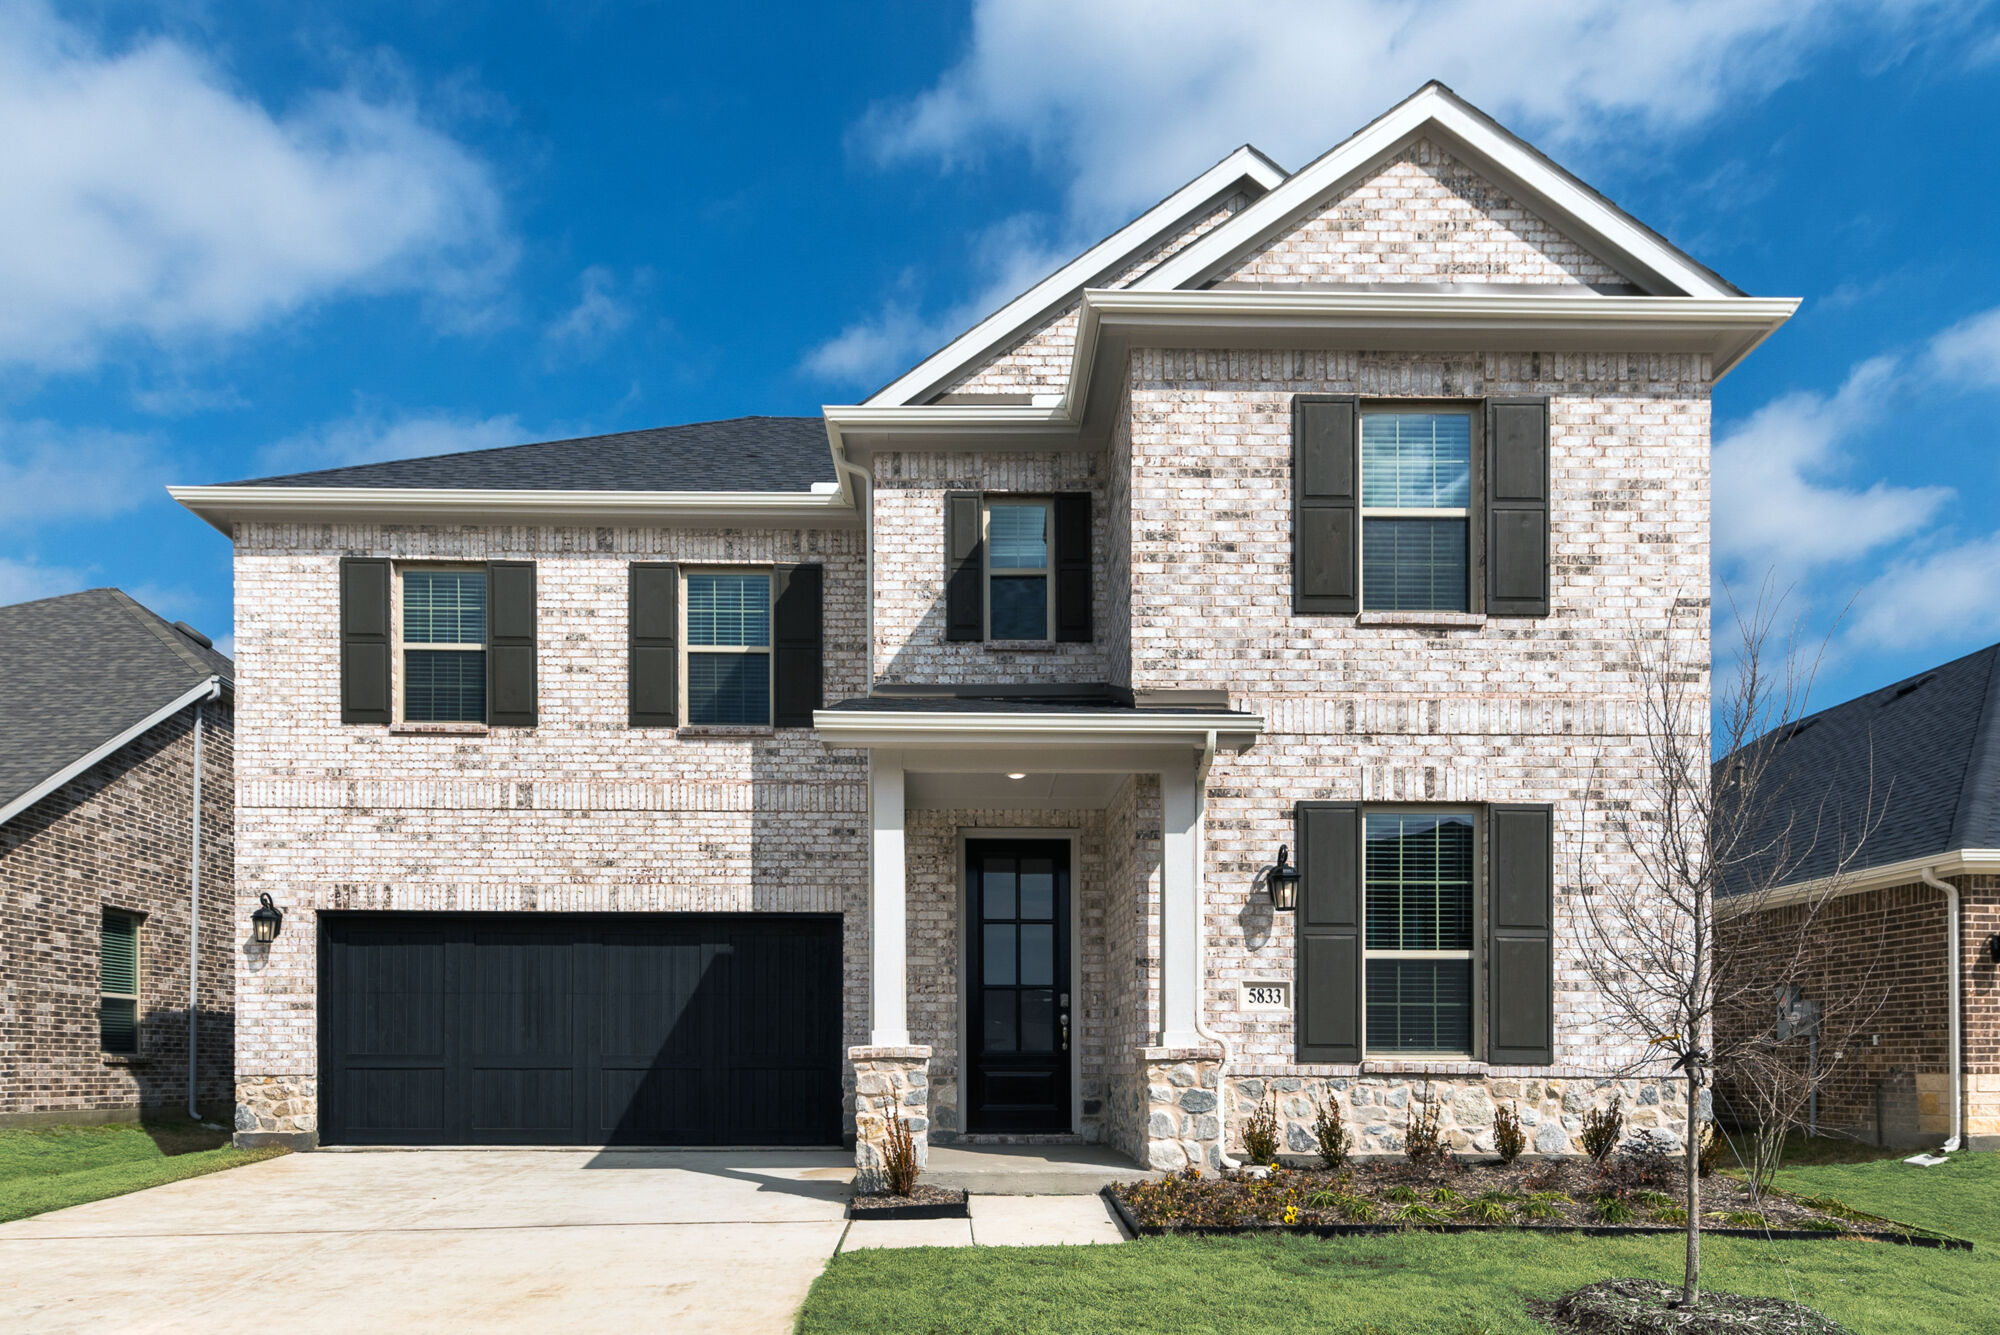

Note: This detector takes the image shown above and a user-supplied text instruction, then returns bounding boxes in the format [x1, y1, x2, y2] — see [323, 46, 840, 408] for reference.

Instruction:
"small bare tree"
[1573, 586, 1887, 1308]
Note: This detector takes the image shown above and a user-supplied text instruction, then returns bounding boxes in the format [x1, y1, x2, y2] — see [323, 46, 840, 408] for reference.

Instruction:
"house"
[1716, 645, 2000, 1151]
[170, 82, 1797, 1164]
[0, 589, 235, 1126]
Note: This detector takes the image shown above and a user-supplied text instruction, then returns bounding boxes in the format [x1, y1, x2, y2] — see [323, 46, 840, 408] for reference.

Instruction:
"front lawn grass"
[797, 1153, 1998, 1334]
[0, 1118, 286, 1223]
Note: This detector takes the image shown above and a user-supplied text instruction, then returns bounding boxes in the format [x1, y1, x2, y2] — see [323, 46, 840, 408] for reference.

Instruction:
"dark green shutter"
[485, 561, 537, 727]
[772, 563, 824, 728]
[1293, 396, 1360, 614]
[945, 491, 984, 641]
[339, 558, 391, 724]
[1054, 492, 1092, 642]
[1296, 802, 1364, 1062]
[1488, 804, 1555, 1065]
[629, 563, 679, 727]
[100, 911, 139, 1054]
[1485, 398, 1550, 616]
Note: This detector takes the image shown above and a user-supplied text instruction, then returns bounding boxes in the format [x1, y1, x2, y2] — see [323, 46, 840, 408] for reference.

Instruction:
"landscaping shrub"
[1241, 1091, 1281, 1165]
[1493, 1102, 1525, 1165]
[1580, 1094, 1624, 1163]
[1312, 1093, 1350, 1170]
[881, 1105, 921, 1197]
[1403, 1081, 1448, 1168]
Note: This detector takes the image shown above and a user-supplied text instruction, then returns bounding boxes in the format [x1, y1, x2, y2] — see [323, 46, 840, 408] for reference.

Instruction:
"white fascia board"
[813, 708, 1264, 751]
[1714, 848, 2000, 918]
[168, 485, 860, 535]
[1138, 84, 1737, 300]
[0, 678, 220, 830]
[864, 146, 1288, 408]
[821, 403, 1082, 456]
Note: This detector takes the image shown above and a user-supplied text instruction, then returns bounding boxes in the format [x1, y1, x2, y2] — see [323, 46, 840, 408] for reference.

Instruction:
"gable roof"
[0, 589, 232, 828]
[1728, 642, 2000, 891]
[864, 145, 1288, 407]
[1138, 82, 1741, 298]
[228, 417, 835, 492]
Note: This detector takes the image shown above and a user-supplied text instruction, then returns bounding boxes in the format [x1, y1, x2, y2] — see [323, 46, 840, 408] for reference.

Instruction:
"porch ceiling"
[903, 770, 1126, 811]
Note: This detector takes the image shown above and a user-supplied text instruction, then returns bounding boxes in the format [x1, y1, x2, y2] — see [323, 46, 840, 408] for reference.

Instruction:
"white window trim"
[983, 497, 1055, 643]
[682, 566, 775, 728]
[101, 908, 141, 1055]
[1361, 805, 1481, 1061]
[393, 563, 487, 726]
[1357, 407, 1478, 614]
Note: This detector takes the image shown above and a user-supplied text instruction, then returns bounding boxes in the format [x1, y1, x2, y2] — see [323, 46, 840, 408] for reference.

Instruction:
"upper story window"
[985, 501, 1052, 641]
[401, 568, 487, 723]
[1360, 411, 1472, 612]
[1363, 811, 1476, 1056]
[101, 909, 140, 1054]
[686, 571, 772, 726]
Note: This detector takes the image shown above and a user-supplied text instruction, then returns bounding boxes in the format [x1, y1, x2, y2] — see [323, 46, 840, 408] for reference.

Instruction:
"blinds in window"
[101, 911, 138, 1053]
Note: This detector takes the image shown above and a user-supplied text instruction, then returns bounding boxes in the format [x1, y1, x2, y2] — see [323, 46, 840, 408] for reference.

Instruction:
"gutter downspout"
[188, 678, 222, 1122]
[1918, 865, 1964, 1153]
[1187, 730, 1241, 1170]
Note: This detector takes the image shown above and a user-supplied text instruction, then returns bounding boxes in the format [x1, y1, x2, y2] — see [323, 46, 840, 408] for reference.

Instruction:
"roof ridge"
[106, 589, 222, 683]
[1947, 643, 2000, 850]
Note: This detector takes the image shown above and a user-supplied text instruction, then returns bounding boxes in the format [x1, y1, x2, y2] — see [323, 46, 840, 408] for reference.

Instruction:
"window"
[401, 568, 486, 722]
[686, 571, 772, 725]
[1363, 811, 1475, 1055]
[101, 910, 140, 1054]
[1360, 410, 1472, 612]
[986, 501, 1052, 641]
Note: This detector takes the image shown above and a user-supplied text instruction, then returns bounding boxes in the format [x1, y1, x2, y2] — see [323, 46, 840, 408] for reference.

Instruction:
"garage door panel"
[321, 914, 840, 1147]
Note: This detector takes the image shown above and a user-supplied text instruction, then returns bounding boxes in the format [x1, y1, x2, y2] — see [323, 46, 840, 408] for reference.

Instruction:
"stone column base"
[1138, 1045, 1224, 1172]
[850, 1045, 931, 1192]
[233, 1075, 318, 1150]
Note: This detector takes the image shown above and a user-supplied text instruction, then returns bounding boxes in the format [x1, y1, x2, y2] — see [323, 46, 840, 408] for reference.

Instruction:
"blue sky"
[4, 0, 1999, 714]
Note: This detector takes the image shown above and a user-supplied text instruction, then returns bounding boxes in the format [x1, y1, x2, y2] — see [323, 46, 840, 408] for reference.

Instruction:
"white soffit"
[863, 145, 1288, 408]
[1136, 82, 1740, 300]
[167, 485, 860, 535]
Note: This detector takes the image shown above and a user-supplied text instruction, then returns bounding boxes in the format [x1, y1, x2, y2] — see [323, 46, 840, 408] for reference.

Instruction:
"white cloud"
[1848, 531, 2000, 650]
[0, 555, 93, 605]
[210, 632, 236, 660]
[259, 408, 528, 475]
[860, 0, 1973, 224]
[1712, 356, 1951, 580]
[543, 266, 632, 357]
[0, 420, 168, 526]
[1928, 305, 2000, 388]
[0, 0, 510, 372]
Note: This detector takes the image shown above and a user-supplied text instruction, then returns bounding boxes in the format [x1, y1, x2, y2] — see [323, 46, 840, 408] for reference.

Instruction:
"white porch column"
[1159, 760, 1202, 1048]
[868, 748, 910, 1046]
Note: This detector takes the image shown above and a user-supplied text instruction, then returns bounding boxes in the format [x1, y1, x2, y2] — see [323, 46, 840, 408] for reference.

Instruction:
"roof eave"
[1716, 847, 2000, 916]
[0, 676, 223, 830]
[812, 707, 1265, 751]
[167, 485, 860, 535]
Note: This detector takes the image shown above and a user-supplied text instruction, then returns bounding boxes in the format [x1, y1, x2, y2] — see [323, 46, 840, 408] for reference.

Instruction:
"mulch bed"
[1107, 1155, 1966, 1247]
[847, 1184, 969, 1220]
[1530, 1278, 1857, 1334]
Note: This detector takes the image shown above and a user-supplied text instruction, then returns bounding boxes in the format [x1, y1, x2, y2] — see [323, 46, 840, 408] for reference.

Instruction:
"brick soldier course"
[173, 83, 1796, 1168]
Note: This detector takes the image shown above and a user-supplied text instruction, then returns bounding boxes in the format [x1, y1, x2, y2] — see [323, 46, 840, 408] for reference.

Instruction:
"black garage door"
[319, 913, 842, 1146]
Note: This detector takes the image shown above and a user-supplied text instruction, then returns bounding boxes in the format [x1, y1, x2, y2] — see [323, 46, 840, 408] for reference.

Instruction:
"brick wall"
[1, 702, 235, 1120]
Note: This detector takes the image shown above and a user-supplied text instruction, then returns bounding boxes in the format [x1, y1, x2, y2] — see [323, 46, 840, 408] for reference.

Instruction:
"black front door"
[966, 839, 1071, 1132]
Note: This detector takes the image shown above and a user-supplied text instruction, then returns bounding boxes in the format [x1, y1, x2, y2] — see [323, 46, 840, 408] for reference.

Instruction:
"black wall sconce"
[1265, 845, 1300, 912]
[1987, 933, 2000, 966]
[251, 893, 285, 943]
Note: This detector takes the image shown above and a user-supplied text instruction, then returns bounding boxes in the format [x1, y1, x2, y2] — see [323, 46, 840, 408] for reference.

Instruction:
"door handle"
[1060, 1010, 1070, 1053]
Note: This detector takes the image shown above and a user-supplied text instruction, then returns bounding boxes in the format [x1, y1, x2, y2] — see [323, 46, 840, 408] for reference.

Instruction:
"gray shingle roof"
[1728, 642, 2000, 887]
[0, 589, 232, 820]
[228, 417, 834, 492]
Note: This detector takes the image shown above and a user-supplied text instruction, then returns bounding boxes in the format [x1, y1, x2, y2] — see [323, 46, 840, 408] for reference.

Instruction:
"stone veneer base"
[850, 1045, 932, 1194]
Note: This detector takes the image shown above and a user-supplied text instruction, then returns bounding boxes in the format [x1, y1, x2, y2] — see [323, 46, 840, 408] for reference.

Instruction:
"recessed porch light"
[1006, 772, 1027, 780]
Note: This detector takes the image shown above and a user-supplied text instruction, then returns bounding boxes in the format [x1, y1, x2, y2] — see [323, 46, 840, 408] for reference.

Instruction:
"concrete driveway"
[0, 1149, 855, 1333]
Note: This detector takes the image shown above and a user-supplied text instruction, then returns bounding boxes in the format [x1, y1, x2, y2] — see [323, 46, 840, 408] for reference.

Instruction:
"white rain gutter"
[187, 680, 223, 1121]
[1918, 865, 1965, 1153]
[1186, 729, 1241, 1170]
[0, 678, 223, 830]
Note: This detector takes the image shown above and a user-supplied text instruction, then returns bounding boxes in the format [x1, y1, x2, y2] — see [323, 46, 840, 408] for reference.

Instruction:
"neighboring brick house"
[1716, 644, 2000, 1151]
[172, 82, 1797, 1163]
[0, 589, 235, 1125]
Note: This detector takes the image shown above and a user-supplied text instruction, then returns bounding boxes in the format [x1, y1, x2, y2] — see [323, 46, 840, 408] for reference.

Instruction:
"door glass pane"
[1365, 958, 1473, 1053]
[982, 989, 1017, 1052]
[1018, 860, 1054, 919]
[1362, 519, 1469, 612]
[687, 652, 770, 725]
[1364, 814, 1475, 951]
[1019, 924, 1053, 986]
[989, 576, 1048, 640]
[982, 862, 1016, 919]
[982, 925, 1017, 985]
[1020, 989, 1055, 1052]
[1361, 412, 1472, 508]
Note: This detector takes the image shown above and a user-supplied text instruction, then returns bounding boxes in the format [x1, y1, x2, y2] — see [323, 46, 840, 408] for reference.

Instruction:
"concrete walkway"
[0, 1148, 1132, 1332]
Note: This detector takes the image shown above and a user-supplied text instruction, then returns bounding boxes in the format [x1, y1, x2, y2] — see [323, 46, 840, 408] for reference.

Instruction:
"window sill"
[389, 722, 490, 736]
[675, 725, 776, 739]
[1354, 611, 1486, 629]
[984, 639, 1061, 652]
[101, 1053, 150, 1066]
